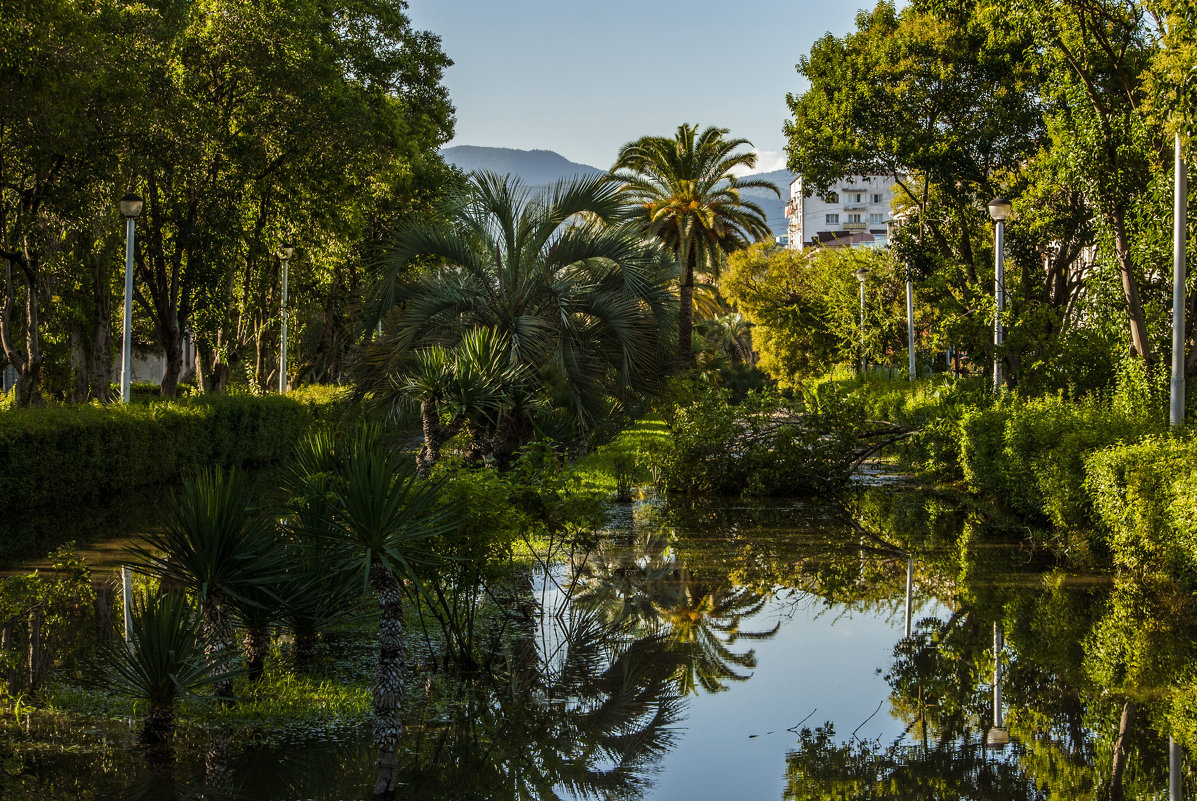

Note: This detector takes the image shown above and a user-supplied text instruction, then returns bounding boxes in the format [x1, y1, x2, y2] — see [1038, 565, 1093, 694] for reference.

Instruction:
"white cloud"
[730, 150, 789, 176]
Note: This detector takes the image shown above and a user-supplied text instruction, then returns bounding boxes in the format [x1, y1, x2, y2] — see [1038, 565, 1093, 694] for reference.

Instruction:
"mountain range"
[441, 146, 793, 237]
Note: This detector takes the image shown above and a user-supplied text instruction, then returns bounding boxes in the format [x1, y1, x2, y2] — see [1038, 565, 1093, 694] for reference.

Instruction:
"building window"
[846, 213, 862, 223]
[823, 192, 838, 203]
[854, 193, 863, 203]
[869, 213, 884, 223]
[826, 213, 839, 224]
[872, 193, 882, 204]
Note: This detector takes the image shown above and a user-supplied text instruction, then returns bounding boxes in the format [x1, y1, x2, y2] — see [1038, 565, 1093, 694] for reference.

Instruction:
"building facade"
[785, 175, 898, 250]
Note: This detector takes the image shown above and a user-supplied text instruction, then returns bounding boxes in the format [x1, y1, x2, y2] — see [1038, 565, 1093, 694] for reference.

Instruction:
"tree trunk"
[1110, 211, 1153, 364]
[369, 563, 406, 798]
[1108, 700, 1134, 801]
[417, 399, 441, 478]
[139, 703, 175, 745]
[676, 246, 695, 372]
[1, 255, 44, 407]
[295, 631, 317, 662]
[202, 593, 236, 700]
[160, 315, 183, 397]
[243, 626, 270, 682]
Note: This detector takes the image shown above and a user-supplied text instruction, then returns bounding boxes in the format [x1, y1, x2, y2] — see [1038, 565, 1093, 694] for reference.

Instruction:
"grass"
[573, 418, 670, 497]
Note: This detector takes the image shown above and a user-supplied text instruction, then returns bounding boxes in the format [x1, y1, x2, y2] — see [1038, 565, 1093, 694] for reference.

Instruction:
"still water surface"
[11, 486, 1190, 799]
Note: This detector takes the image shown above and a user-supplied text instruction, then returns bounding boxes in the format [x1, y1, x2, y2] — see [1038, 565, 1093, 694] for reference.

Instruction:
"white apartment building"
[785, 175, 898, 250]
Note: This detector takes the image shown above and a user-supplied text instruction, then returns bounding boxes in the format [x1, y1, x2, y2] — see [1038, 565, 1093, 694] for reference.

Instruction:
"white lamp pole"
[278, 244, 294, 394]
[1172, 132, 1187, 429]
[987, 622, 1010, 748]
[855, 267, 871, 374]
[906, 270, 916, 380]
[988, 197, 1012, 393]
[118, 194, 144, 403]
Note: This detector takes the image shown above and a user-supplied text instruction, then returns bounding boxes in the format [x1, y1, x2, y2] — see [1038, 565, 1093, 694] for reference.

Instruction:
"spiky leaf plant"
[132, 467, 283, 699]
[98, 592, 227, 745]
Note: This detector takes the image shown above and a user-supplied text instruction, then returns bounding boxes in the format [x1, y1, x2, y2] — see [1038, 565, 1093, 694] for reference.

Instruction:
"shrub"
[1084, 435, 1197, 582]
[959, 394, 1161, 529]
[650, 384, 863, 496]
[0, 388, 350, 512]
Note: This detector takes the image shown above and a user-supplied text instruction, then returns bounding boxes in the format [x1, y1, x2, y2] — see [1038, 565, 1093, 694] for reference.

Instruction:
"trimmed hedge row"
[1085, 436, 1197, 580]
[0, 386, 349, 511]
[958, 395, 1161, 530]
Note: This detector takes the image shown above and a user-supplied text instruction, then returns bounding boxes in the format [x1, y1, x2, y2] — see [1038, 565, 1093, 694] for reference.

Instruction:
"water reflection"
[11, 486, 1197, 799]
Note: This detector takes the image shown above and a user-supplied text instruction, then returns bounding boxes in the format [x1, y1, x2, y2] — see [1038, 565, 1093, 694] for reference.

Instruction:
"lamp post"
[988, 197, 1012, 393]
[278, 244, 294, 394]
[119, 193, 144, 403]
[855, 267, 871, 374]
[1172, 132, 1187, 429]
[987, 622, 1010, 748]
[905, 267, 916, 380]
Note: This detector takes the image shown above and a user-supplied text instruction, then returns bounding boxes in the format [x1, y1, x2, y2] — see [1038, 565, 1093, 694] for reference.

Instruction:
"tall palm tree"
[359, 172, 674, 467]
[610, 124, 777, 370]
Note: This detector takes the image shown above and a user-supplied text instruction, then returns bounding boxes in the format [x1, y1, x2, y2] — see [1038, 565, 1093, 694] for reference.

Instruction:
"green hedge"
[959, 395, 1160, 529]
[0, 386, 349, 512]
[1085, 436, 1197, 581]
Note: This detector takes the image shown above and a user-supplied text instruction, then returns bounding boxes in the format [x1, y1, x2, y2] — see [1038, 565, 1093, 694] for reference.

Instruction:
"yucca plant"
[309, 425, 459, 796]
[132, 467, 283, 699]
[99, 591, 227, 745]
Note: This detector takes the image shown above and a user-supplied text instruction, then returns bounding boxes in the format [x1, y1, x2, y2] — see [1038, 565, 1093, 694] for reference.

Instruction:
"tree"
[611, 123, 777, 371]
[360, 172, 673, 467]
[308, 426, 458, 796]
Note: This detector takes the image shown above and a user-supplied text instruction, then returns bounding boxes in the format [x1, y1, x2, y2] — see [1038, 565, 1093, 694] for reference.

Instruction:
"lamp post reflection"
[988, 622, 1010, 748]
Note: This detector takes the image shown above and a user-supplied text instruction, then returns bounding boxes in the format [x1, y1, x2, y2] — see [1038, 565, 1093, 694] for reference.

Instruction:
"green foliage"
[96, 591, 230, 743]
[1085, 435, 1197, 581]
[0, 389, 347, 512]
[650, 384, 863, 496]
[0, 545, 96, 697]
[960, 393, 1161, 532]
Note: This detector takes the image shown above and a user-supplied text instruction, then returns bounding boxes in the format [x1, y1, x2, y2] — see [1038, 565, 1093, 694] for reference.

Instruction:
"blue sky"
[405, 0, 878, 173]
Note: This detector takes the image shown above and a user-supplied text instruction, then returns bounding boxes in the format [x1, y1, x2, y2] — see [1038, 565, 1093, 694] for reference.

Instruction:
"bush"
[0, 387, 350, 512]
[959, 394, 1161, 529]
[1085, 435, 1197, 582]
[651, 384, 863, 496]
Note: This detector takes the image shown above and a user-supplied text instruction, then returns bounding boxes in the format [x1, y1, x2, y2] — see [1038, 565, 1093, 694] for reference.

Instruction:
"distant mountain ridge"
[440, 145, 792, 237]
[441, 146, 605, 186]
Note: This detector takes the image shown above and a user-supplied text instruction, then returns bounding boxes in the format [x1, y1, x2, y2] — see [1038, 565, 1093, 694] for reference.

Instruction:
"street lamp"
[278, 243, 294, 394]
[854, 267, 871, 374]
[1172, 133, 1187, 429]
[988, 197, 1012, 393]
[119, 193, 143, 404]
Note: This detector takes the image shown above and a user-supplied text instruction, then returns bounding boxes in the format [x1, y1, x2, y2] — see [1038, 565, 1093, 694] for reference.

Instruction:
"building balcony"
[842, 221, 868, 231]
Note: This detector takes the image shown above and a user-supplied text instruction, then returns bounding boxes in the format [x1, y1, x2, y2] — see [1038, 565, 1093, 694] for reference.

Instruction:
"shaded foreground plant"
[132, 468, 281, 699]
[97, 592, 227, 745]
[308, 426, 458, 797]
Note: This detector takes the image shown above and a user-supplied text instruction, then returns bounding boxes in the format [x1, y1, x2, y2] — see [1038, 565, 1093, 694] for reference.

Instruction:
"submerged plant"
[132, 468, 282, 699]
[98, 592, 226, 745]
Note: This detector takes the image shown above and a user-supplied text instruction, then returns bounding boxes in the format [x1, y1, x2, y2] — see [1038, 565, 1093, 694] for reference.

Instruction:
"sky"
[404, 0, 877, 174]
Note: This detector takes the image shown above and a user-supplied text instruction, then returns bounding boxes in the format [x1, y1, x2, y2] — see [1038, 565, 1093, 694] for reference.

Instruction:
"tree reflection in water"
[398, 602, 683, 800]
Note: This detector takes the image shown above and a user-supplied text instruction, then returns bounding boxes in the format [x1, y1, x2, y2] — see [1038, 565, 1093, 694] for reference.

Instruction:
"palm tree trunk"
[243, 626, 270, 682]
[139, 703, 175, 745]
[370, 563, 406, 797]
[677, 243, 695, 372]
[202, 593, 236, 700]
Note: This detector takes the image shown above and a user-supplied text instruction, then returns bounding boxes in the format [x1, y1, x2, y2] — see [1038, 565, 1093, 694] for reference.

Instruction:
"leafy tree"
[611, 123, 777, 371]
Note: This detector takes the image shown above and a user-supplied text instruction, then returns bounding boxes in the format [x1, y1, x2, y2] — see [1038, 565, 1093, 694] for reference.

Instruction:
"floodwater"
[5, 484, 1194, 800]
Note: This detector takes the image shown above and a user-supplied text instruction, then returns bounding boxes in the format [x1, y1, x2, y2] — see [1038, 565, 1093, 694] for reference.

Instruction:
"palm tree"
[310, 426, 458, 797]
[99, 591, 227, 745]
[359, 172, 674, 468]
[610, 123, 777, 370]
[132, 468, 281, 699]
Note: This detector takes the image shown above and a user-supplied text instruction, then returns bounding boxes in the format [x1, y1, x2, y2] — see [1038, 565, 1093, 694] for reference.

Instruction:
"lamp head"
[279, 243, 295, 261]
[987, 196, 1012, 222]
[119, 194, 144, 219]
[854, 267, 871, 283]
